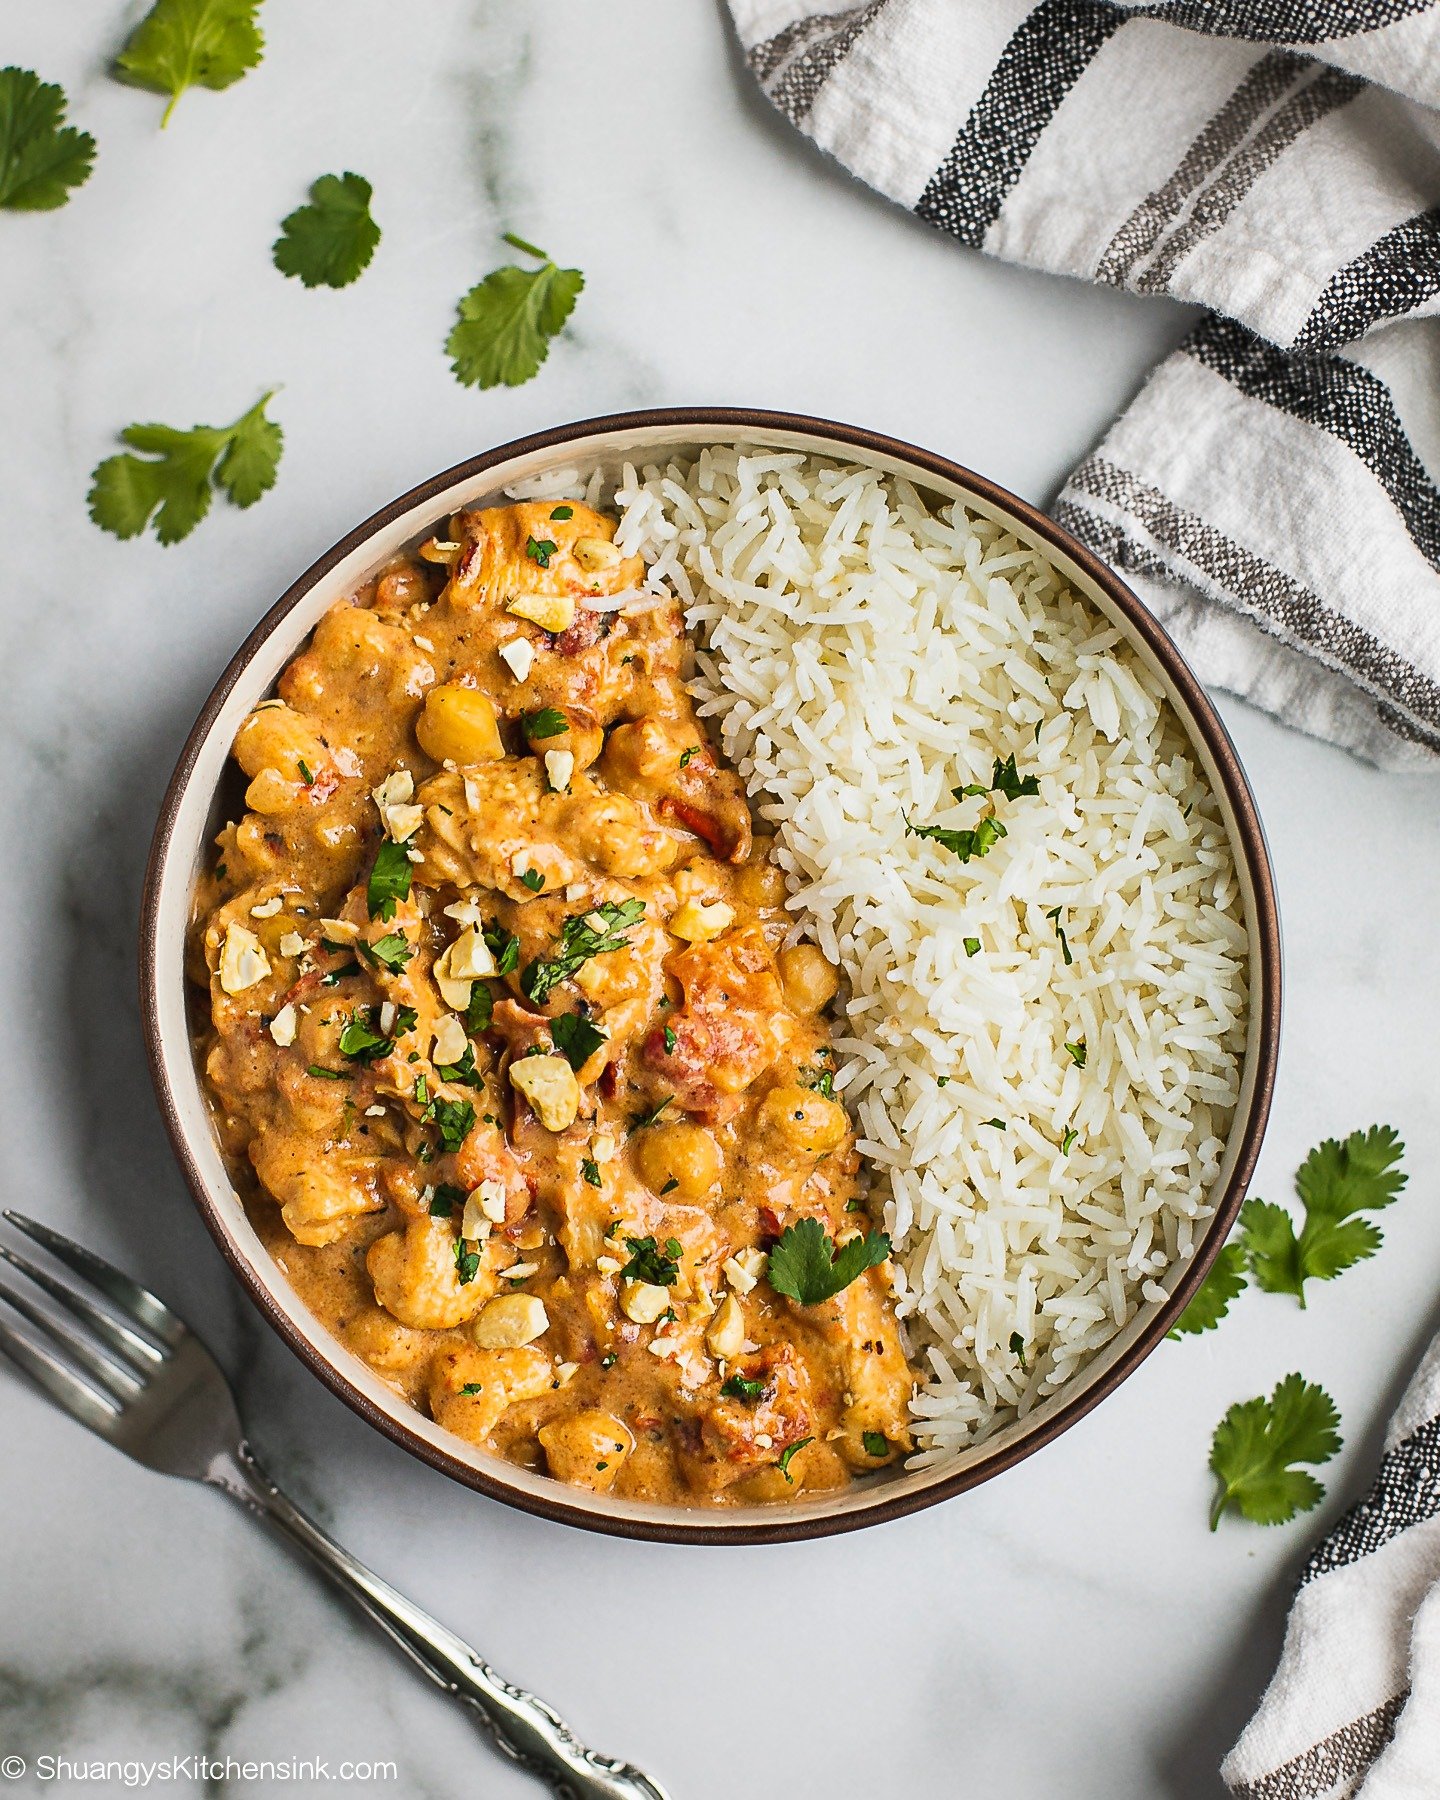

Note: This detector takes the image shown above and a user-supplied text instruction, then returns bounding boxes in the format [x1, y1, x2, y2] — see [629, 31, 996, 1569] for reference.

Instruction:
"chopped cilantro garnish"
[619, 1235, 680, 1286]
[581, 1158, 602, 1188]
[629, 1095, 672, 1132]
[963, 937, 981, 957]
[1046, 906, 1074, 966]
[662, 1024, 677, 1054]
[426, 1096, 476, 1151]
[367, 838, 413, 921]
[296, 758, 314, 785]
[518, 868, 545, 893]
[459, 1381, 484, 1396]
[483, 921, 521, 977]
[1009, 1331, 1027, 1371]
[721, 1373, 766, 1402]
[678, 745, 701, 768]
[861, 1431, 888, 1457]
[521, 899, 646, 1004]
[523, 707, 569, 739]
[551, 1012, 606, 1071]
[454, 1238, 482, 1285]
[1061, 1128, 1078, 1155]
[1064, 1039, 1087, 1068]
[660, 1177, 679, 1195]
[306, 1064, 345, 1081]
[525, 535, 557, 567]
[550, 505, 573, 520]
[429, 1183, 465, 1218]
[338, 1008, 391, 1062]
[904, 809, 1007, 864]
[776, 1438, 813, 1483]
[466, 981, 495, 1034]
[982, 1118, 1005, 1130]
[989, 753, 1040, 801]
[362, 932, 412, 973]
[435, 1041, 484, 1089]
[600, 1352, 617, 1369]
[766, 1218, 890, 1306]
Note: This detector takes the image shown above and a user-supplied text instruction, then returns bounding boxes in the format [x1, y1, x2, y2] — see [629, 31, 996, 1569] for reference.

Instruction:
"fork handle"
[210, 1443, 672, 1800]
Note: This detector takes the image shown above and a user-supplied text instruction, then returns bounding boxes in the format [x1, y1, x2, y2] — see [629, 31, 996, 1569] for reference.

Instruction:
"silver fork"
[0, 1210, 672, 1800]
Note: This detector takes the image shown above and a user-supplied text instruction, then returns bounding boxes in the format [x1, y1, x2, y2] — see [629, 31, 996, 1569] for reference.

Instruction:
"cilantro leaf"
[446, 235, 584, 390]
[776, 1437, 813, 1483]
[988, 753, 1040, 801]
[116, 0, 264, 127]
[904, 810, 1006, 864]
[366, 838, 413, 922]
[861, 1430, 889, 1457]
[87, 392, 281, 545]
[1208, 1374, 1340, 1530]
[523, 707, 569, 739]
[619, 1235, 679, 1287]
[765, 1217, 891, 1306]
[428, 1183, 465, 1218]
[1169, 1242, 1248, 1338]
[0, 68, 96, 211]
[1242, 1126, 1406, 1306]
[273, 171, 379, 289]
[465, 981, 495, 1035]
[580, 1157, 601, 1188]
[425, 1096, 475, 1152]
[360, 933, 411, 974]
[483, 921, 521, 977]
[551, 1012, 606, 1072]
[721, 1373, 766, 1402]
[522, 899, 645, 1004]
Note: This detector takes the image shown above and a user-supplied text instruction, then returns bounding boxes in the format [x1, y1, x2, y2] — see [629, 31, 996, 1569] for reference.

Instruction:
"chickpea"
[734, 855, 788, 910]
[779, 943, 840, 1014]
[374, 563, 431, 614]
[758, 1085, 849, 1156]
[633, 1120, 721, 1198]
[416, 684, 504, 765]
[524, 708, 604, 773]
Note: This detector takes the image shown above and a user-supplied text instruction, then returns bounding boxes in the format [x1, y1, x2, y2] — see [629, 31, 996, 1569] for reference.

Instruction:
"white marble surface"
[4, 4, 1440, 1797]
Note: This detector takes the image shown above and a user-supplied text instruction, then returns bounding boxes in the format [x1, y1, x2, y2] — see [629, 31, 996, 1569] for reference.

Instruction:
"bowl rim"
[139, 406, 1282, 1545]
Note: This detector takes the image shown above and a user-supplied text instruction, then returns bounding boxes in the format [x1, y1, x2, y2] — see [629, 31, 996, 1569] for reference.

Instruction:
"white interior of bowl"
[149, 422, 1271, 1535]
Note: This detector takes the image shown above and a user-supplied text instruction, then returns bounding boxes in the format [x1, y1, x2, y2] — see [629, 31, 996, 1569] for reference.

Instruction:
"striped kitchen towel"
[1221, 1334, 1440, 1800]
[727, 0, 1440, 769]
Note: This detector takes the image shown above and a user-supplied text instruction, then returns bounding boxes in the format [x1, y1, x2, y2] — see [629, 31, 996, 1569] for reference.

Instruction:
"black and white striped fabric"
[728, 0, 1440, 769]
[1221, 1339, 1440, 1799]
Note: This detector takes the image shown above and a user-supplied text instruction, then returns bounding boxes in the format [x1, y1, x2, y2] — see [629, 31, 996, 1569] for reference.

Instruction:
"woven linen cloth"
[726, 0, 1440, 769]
[1221, 1337, 1440, 1800]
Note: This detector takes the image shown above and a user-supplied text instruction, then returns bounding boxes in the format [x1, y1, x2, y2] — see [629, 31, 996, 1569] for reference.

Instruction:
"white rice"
[608, 447, 1249, 1461]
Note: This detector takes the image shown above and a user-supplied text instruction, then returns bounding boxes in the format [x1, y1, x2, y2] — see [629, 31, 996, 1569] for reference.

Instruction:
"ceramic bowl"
[140, 410, 1281, 1544]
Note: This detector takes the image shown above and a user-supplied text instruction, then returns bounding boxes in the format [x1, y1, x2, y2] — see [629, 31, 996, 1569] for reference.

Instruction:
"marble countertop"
[5, 4, 1440, 1797]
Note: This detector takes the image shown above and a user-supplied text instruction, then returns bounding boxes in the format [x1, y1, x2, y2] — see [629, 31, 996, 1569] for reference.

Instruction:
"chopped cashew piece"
[460, 1191, 494, 1241]
[507, 590, 575, 633]
[219, 925, 271, 995]
[669, 899, 735, 944]
[432, 1014, 468, 1065]
[448, 927, 496, 980]
[723, 1247, 767, 1295]
[544, 749, 574, 793]
[318, 917, 358, 941]
[372, 770, 423, 841]
[268, 1003, 298, 1047]
[509, 1055, 581, 1133]
[250, 895, 284, 918]
[443, 897, 486, 929]
[498, 638, 535, 681]
[706, 1295, 746, 1359]
[475, 1180, 508, 1224]
[621, 1281, 672, 1325]
[573, 536, 621, 574]
[472, 1293, 549, 1349]
[278, 931, 305, 958]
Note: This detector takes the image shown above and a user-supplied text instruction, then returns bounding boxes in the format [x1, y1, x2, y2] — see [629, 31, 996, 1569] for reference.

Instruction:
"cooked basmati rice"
[606, 446, 1249, 1460]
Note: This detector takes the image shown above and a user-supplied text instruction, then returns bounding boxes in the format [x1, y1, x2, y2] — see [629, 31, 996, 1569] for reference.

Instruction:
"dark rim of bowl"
[139, 407, 1282, 1546]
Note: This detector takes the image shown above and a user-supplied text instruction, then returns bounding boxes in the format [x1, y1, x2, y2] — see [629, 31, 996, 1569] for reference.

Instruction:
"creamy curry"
[193, 499, 915, 1506]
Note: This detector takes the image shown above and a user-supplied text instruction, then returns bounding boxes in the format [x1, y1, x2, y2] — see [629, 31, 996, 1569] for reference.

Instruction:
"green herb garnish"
[88, 392, 282, 545]
[861, 1431, 889, 1457]
[523, 707, 569, 739]
[483, 921, 521, 977]
[426, 1097, 476, 1152]
[446, 235, 583, 390]
[988, 753, 1040, 801]
[1046, 907, 1074, 966]
[581, 1158, 602, 1188]
[1208, 1374, 1340, 1530]
[518, 868, 545, 893]
[551, 1012, 606, 1072]
[678, 746, 701, 768]
[720, 1373, 766, 1402]
[776, 1438, 813, 1484]
[1008, 1331, 1027, 1371]
[1169, 1243, 1248, 1338]
[306, 1064, 345, 1081]
[618, 1235, 680, 1286]
[273, 171, 380, 289]
[629, 1096, 672, 1133]
[361, 933, 412, 973]
[765, 1218, 890, 1306]
[0, 68, 95, 211]
[1064, 1039, 1086, 1068]
[1061, 1128, 1078, 1155]
[522, 899, 646, 1004]
[454, 1237, 482, 1285]
[550, 505, 573, 520]
[459, 1382, 484, 1396]
[963, 937, 981, 958]
[429, 1183, 466, 1218]
[116, 0, 264, 127]
[904, 809, 1006, 864]
[366, 838, 413, 922]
